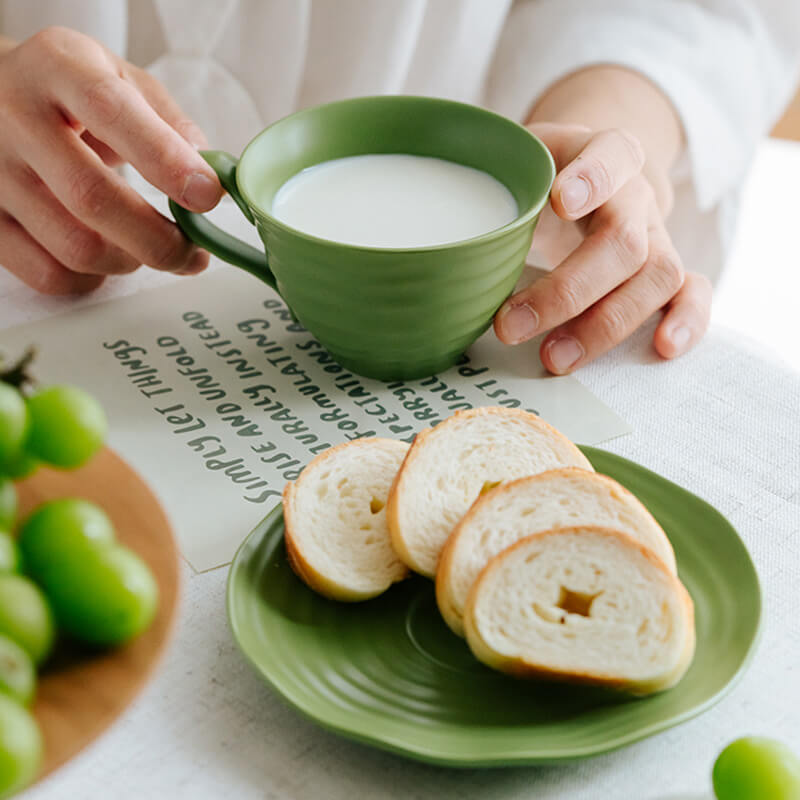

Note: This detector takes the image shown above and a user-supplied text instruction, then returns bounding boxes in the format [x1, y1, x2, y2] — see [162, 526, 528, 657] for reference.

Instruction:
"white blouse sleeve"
[0, 0, 128, 55]
[486, 0, 800, 211]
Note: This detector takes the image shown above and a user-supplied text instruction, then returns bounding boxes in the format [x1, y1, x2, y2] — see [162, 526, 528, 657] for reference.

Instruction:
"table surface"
[2, 143, 799, 800]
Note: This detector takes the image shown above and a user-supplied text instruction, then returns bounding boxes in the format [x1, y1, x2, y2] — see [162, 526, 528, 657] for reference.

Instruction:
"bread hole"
[637, 619, 649, 637]
[558, 497, 571, 507]
[369, 497, 385, 514]
[316, 485, 328, 499]
[337, 477, 348, 489]
[524, 552, 541, 565]
[478, 479, 502, 497]
[359, 523, 371, 531]
[557, 587, 602, 618]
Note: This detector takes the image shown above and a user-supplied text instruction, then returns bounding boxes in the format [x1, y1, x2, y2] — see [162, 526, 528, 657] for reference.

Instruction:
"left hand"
[493, 122, 712, 374]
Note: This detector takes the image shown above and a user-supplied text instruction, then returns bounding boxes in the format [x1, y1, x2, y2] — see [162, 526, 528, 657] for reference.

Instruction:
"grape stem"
[0, 347, 37, 392]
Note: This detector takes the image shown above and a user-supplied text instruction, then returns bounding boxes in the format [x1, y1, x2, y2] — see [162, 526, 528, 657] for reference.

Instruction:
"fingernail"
[182, 173, 219, 210]
[670, 325, 691, 353]
[559, 177, 591, 215]
[498, 304, 539, 344]
[546, 336, 584, 373]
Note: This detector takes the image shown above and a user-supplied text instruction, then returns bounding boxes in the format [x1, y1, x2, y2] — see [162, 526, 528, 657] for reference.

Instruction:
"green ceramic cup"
[169, 96, 555, 381]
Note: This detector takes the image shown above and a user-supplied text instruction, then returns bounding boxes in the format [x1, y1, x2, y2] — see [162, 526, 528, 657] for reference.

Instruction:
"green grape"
[20, 500, 158, 646]
[0, 384, 28, 470]
[0, 575, 55, 665]
[0, 533, 19, 573]
[35, 545, 158, 647]
[0, 451, 37, 481]
[0, 634, 35, 706]
[19, 498, 115, 586]
[0, 481, 15, 531]
[25, 385, 107, 469]
[713, 736, 800, 800]
[0, 694, 42, 799]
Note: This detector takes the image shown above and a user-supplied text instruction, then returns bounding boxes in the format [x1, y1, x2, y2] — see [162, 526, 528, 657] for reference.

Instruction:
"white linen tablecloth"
[2, 150, 798, 798]
[0, 302, 794, 800]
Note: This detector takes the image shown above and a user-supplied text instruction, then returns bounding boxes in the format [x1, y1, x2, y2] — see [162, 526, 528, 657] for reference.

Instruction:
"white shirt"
[2, 0, 799, 284]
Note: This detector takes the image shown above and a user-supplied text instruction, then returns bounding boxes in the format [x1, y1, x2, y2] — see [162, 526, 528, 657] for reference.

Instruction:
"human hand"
[494, 122, 712, 374]
[0, 26, 223, 294]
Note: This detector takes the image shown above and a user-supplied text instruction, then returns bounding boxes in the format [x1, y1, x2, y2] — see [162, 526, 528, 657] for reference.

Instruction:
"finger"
[653, 272, 712, 359]
[551, 128, 645, 221]
[526, 122, 593, 171]
[0, 212, 104, 295]
[50, 61, 221, 211]
[127, 65, 209, 150]
[495, 179, 651, 345]
[0, 160, 140, 275]
[80, 130, 123, 167]
[179, 249, 210, 275]
[17, 116, 207, 274]
[539, 224, 685, 374]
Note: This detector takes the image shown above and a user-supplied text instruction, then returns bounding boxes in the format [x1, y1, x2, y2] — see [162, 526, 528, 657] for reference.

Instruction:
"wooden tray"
[15, 448, 180, 780]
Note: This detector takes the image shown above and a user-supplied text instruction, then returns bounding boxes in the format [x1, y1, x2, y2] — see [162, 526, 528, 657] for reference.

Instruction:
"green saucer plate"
[226, 446, 761, 766]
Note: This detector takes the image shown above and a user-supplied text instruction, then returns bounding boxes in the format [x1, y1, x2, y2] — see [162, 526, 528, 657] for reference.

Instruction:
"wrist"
[526, 65, 682, 214]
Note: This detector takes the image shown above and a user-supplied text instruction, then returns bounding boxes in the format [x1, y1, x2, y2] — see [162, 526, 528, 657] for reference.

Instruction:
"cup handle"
[168, 150, 278, 292]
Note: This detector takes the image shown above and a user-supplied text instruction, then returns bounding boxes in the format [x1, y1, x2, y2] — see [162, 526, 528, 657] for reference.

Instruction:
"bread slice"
[437, 468, 676, 636]
[385, 407, 593, 577]
[283, 438, 410, 602]
[464, 526, 695, 694]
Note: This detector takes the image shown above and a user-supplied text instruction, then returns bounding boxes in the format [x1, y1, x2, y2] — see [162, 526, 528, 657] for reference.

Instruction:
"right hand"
[0, 26, 224, 294]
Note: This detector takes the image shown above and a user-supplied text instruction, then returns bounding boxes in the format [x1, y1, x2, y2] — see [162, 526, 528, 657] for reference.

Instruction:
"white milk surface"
[270, 154, 518, 248]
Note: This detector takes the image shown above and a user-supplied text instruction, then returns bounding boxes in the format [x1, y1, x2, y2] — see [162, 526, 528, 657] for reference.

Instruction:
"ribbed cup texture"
[257, 219, 536, 380]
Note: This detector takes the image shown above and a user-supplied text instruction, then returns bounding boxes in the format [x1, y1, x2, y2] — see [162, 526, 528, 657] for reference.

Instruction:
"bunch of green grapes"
[0, 350, 107, 478]
[0, 351, 158, 799]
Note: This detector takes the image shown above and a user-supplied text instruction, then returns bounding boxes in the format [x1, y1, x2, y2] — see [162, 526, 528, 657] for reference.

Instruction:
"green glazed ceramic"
[226, 446, 761, 766]
[169, 96, 555, 381]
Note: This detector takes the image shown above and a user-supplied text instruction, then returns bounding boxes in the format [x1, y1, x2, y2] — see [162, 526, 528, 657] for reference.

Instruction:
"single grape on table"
[713, 736, 800, 800]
